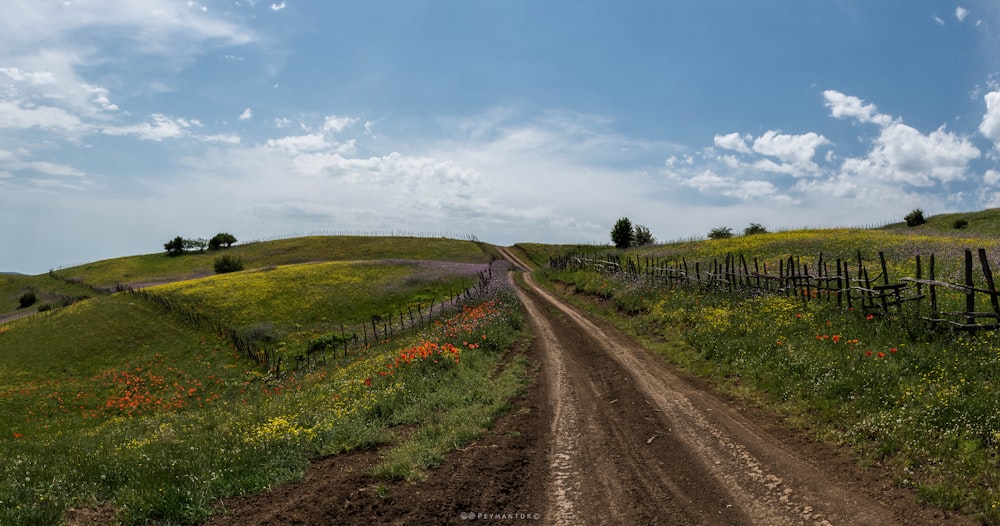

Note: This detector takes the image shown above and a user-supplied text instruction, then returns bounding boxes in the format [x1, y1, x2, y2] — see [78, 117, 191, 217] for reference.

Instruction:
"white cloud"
[985, 169, 1000, 186]
[102, 114, 201, 141]
[979, 90, 1000, 149]
[239, 108, 253, 121]
[713, 132, 750, 153]
[823, 90, 892, 126]
[271, 2, 287, 11]
[933, 15, 945, 26]
[955, 7, 969, 22]
[265, 133, 334, 154]
[323, 115, 358, 133]
[0, 100, 87, 132]
[841, 122, 979, 186]
[751, 130, 829, 168]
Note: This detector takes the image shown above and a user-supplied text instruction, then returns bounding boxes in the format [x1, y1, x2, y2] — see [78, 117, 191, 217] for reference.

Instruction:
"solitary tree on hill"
[611, 217, 634, 249]
[209, 232, 238, 250]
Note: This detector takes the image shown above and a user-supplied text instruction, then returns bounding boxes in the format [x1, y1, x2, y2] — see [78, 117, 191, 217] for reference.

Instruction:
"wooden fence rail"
[551, 248, 1000, 332]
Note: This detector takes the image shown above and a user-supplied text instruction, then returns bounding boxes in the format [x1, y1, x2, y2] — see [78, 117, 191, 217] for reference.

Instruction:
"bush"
[904, 208, 926, 227]
[18, 291, 36, 309]
[707, 226, 733, 239]
[214, 254, 245, 274]
[953, 219, 969, 230]
[744, 223, 768, 235]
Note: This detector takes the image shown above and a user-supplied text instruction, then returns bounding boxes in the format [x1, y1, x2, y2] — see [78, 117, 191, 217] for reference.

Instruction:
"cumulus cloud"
[979, 90, 1000, 149]
[271, 2, 287, 11]
[955, 6, 969, 22]
[751, 130, 829, 168]
[823, 90, 892, 126]
[824, 91, 981, 186]
[714, 132, 750, 153]
[841, 122, 979, 186]
[239, 108, 253, 121]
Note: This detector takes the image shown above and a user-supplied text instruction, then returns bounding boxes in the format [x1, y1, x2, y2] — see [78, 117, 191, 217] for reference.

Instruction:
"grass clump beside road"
[530, 229, 1000, 524]
[0, 250, 526, 524]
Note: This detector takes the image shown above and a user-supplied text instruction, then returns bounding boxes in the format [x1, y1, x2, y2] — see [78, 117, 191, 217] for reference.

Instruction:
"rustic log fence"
[552, 248, 1000, 332]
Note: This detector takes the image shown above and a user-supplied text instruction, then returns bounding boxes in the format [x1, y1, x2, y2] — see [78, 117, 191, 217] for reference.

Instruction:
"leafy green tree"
[164, 236, 185, 256]
[209, 232, 238, 250]
[633, 224, 655, 246]
[904, 208, 926, 227]
[611, 217, 634, 249]
[744, 223, 768, 235]
[707, 226, 733, 239]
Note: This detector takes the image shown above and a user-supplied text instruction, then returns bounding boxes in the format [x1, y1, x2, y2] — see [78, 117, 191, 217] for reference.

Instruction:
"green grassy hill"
[0, 235, 527, 524]
[883, 207, 1000, 236]
[51, 235, 491, 288]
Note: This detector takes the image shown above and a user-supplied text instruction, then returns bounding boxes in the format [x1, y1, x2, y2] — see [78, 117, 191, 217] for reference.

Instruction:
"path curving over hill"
[199, 247, 972, 525]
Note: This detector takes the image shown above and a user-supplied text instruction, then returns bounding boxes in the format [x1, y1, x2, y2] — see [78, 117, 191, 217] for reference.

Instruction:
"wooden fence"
[551, 248, 1000, 331]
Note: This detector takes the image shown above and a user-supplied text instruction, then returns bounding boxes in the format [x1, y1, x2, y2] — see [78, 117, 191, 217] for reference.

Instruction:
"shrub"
[744, 223, 768, 235]
[37, 304, 52, 312]
[953, 219, 969, 230]
[213, 254, 245, 274]
[18, 291, 37, 309]
[904, 208, 926, 227]
[707, 226, 733, 239]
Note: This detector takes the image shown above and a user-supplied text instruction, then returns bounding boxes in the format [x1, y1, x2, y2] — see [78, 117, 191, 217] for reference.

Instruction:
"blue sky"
[4, 1, 1000, 274]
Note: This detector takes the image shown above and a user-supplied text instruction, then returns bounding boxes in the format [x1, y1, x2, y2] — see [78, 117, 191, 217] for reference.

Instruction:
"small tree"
[164, 236, 185, 256]
[744, 223, 768, 236]
[953, 219, 968, 230]
[707, 226, 733, 239]
[209, 232, 238, 250]
[183, 238, 208, 252]
[633, 224, 655, 246]
[904, 208, 926, 227]
[611, 217, 634, 249]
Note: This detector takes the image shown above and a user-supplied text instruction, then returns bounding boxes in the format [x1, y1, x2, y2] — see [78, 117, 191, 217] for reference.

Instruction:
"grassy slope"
[52, 236, 489, 288]
[0, 236, 529, 524]
[883, 207, 1000, 236]
[0, 274, 98, 319]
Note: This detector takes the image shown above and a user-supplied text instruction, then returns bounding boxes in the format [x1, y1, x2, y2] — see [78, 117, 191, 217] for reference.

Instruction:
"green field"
[51, 236, 490, 288]
[0, 236, 525, 524]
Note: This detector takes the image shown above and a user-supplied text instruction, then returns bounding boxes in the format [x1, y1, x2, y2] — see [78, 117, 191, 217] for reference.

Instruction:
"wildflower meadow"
[0, 253, 525, 524]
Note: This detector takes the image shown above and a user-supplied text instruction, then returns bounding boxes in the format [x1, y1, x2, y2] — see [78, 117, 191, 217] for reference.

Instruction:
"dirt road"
[203, 248, 971, 525]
